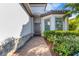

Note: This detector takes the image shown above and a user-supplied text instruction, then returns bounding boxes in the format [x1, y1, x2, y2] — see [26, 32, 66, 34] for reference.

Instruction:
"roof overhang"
[20, 3, 47, 17]
[20, 3, 69, 17]
[20, 3, 33, 17]
[41, 10, 69, 17]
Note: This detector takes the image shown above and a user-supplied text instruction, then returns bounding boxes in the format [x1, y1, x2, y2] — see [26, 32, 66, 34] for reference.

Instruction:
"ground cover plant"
[44, 30, 79, 56]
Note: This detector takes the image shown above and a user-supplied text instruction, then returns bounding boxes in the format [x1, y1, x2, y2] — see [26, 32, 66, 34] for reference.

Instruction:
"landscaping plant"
[44, 30, 79, 56]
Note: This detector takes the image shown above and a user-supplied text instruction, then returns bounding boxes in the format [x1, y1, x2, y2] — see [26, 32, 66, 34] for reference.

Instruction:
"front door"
[34, 23, 41, 35]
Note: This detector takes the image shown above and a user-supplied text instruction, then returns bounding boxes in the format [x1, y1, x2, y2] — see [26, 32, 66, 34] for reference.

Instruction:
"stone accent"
[0, 33, 33, 56]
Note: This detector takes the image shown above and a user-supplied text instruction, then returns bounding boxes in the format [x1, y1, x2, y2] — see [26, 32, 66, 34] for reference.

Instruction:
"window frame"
[55, 17, 63, 30]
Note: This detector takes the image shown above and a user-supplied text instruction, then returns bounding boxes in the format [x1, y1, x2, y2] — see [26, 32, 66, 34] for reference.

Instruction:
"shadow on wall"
[17, 19, 33, 50]
[20, 16, 33, 37]
[17, 17, 34, 52]
[20, 21, 30, 37]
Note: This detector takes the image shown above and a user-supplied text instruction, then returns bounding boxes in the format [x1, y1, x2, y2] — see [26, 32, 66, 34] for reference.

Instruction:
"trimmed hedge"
[44, 30, 79, 56]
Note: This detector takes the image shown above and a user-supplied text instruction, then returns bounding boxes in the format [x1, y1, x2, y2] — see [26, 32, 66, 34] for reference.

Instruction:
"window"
[45, 19, 50, 31]
[55, 17, 63, 30]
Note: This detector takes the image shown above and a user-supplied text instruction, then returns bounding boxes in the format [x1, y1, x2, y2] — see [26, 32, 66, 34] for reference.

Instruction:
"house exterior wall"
[0, 3, 34, 56]
[41, 15, 52, 35]
[0, 3, 33, 41]
[20, 17, 33, 37]
[52, 14, 66, 30]
[41, 14, 67, 35]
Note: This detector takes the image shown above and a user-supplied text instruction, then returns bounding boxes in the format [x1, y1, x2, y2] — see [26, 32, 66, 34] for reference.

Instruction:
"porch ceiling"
[29, 3, 47, 16]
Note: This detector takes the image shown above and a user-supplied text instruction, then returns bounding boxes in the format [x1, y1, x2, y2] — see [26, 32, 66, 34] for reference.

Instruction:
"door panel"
[34, 23, 41, 35]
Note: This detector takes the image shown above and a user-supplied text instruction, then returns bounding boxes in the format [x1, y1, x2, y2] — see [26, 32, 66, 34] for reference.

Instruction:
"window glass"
[55, 17, 63, 30]
[45, 19, 50, 31]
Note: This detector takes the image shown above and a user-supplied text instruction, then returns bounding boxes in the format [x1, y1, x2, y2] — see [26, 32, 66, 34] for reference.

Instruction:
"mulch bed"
[44, 38, 59, 56]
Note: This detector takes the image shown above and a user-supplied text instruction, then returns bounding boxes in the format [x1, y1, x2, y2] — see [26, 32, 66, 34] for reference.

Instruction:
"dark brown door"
[34, 23, 41, 35]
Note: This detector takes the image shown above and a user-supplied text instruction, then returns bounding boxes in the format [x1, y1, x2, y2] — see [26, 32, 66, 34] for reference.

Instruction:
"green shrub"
[68, 18, 79, 30]
[44, 30, 79, 56]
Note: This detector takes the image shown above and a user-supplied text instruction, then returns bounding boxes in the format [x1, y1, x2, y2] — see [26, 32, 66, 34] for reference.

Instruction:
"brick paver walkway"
[13, 36, 52, 56]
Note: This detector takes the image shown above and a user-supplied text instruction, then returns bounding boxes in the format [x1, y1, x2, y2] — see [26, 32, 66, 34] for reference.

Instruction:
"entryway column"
[50, 16, 55, 30]
[41, 18, 45, 36]
[63, 16, 68, 30]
